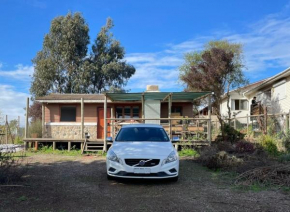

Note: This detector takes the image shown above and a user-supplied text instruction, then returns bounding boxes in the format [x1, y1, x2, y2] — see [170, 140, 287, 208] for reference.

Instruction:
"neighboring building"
[219, 80, 266, 122]
[35, 85, 210, 140]
[244, 67, 290, 115]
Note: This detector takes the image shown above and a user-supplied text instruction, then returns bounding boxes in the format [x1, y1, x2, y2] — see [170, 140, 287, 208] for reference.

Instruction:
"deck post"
[289, 109, 290, 131]
[246, 114, 249, 135]
[53, 141, 56, 150]
[141, 94, 145, 122]
[207, 94, 212, 145]
[25, 97, 29, 139]
[111, 107, 113, 137]
[168, 93, 172, 140]
[5, 115, 8, 144]
[68, 142, 71, 152]
[81, 98, 84, 139]
[42, 103, 45, 138]
[103, 95, 108, 152]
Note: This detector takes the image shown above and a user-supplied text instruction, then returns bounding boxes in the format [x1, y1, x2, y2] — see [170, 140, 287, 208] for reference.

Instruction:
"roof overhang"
[106, 92, 211, 102]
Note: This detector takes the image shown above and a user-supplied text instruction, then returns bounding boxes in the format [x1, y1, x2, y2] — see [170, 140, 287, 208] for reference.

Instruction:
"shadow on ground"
[0, 155, 289, 212]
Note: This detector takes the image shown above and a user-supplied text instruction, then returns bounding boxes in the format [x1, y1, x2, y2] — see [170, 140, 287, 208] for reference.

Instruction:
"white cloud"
[0, 64, 34, 80]
[0, 85, 29, 126]
[126, 4, 290, 90]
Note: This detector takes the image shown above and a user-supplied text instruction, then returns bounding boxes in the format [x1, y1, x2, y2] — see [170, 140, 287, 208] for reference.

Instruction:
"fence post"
[264, 106, 267, 135]
[234, 116, 237, 130]
[288, 109, 290, 131]
[246, 114, 249, 135]
[5, 115, 8, 144]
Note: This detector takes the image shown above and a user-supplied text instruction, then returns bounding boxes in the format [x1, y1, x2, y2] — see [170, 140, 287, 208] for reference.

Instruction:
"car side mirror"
[106, 137, 113, 143]
[171, 136, 179, 143]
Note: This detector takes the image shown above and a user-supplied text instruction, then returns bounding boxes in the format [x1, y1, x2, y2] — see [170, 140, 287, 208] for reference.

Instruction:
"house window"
[171, 106, 182, 115]
[231, 100, 248, 110]
[132, 107, 139, 118]
[115, 106, 140, 118]
[60, 106, 76, 121]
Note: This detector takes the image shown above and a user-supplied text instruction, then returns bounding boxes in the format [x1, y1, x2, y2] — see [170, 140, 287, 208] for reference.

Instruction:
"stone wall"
[44, 124, 97, 139]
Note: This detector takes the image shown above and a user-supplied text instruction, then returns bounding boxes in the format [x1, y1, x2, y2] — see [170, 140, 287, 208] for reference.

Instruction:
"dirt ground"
[1, 154, 290, 212]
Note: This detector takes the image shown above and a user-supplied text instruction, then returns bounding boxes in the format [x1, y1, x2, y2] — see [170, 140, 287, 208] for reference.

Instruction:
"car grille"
[125, 159, 160, 167]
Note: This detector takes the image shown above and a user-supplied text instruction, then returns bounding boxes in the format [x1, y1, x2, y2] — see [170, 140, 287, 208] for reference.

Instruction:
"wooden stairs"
[81, 140, 104, 154]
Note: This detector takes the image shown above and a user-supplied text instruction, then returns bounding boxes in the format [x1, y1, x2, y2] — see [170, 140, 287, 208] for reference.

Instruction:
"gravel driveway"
[1, 154, 290, 212]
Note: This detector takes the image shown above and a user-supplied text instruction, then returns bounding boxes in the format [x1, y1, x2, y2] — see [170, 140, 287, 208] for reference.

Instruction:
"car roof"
[121, 124, 163, 128]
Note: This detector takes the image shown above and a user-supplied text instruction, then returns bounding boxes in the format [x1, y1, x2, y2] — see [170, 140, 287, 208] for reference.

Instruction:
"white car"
[106, 124, 179, 181]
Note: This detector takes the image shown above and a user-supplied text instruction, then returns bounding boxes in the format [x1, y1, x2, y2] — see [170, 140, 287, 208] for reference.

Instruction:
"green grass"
[178, 148, 199, 157]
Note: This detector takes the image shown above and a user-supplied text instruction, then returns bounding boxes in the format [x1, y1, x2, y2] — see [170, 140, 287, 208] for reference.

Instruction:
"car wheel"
[170, 176, 178, 182]
[107, 174, 114, 180]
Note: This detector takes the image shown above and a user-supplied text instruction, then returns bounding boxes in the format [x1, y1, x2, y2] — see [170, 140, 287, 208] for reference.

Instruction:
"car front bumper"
[106, 158, 179, 179]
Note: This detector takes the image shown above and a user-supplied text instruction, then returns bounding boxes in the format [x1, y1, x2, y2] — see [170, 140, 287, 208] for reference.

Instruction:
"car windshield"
[115, 127, 170, 142]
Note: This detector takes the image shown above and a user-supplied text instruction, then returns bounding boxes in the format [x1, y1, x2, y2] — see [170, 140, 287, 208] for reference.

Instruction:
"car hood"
[111, 141, 174, 158]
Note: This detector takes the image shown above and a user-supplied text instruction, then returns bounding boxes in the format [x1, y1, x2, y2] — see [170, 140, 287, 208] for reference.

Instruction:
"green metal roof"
[106, 92, 211, 102]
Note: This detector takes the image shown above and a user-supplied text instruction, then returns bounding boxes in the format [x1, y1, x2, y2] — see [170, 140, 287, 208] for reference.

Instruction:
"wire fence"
[0, 115, 25, 144]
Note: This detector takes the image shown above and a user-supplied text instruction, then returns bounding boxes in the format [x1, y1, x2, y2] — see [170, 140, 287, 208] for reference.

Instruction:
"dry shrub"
[235, 141, 255, 153]
[198, 146, 243, 170]
[235, 164, 290, 187]
[216, 142, 235, 153]
[0, 152, 27, 184]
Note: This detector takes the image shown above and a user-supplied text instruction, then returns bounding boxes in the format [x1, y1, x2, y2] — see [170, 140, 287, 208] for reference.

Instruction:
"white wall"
[220, 91, 250, 124]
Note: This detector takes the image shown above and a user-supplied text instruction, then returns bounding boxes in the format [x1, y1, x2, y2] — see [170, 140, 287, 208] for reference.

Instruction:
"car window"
[115, 127, 170, 142]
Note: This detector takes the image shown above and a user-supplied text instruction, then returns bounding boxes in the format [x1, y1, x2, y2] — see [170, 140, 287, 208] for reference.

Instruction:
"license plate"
[133, 168, 151, 174]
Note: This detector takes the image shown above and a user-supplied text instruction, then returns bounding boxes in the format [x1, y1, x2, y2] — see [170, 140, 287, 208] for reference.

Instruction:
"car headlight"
[107, 150, 122, 164]
[162, 151, 178, 165]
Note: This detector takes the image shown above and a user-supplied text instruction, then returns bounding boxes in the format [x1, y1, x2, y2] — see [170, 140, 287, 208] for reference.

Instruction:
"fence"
[212, 112, 290, 139]
[0, 115, 24, 144]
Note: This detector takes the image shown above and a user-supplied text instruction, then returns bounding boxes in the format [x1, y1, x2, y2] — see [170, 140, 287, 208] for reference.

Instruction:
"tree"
[28, 102, 42, 122]
[31, 13, 135, 97]
[179, 40, 248, 128]
[89, 18, 135, 93]
[30, 12, 90, 97]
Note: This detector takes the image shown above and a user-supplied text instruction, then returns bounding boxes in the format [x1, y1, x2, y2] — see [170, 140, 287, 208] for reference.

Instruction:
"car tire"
[170, 176, 178, 182]
[107, 174, 114, 180]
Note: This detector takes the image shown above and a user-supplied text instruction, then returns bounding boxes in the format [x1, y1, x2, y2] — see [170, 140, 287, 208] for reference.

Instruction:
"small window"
[171, 106, 182, 115]
[231, 99, 248, 110]
[60, 106, 76, 122]
[124, 107, 131, 118]
[116, 107, 123, 118]
[133, 107, 139, 118]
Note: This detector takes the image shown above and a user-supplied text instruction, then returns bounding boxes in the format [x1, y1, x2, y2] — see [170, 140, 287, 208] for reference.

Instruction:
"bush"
[282, 130, 290, 152]
[278, 153, 290, 162]
[28, 119, 42, 138]
[235, 141, 255, 153]
[222, 123, 245, 142]
[258, 135, 279, 156]
[179, 147, 199, 157]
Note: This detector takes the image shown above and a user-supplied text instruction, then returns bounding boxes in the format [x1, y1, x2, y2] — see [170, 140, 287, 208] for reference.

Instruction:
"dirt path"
[1, 154, 290, 212]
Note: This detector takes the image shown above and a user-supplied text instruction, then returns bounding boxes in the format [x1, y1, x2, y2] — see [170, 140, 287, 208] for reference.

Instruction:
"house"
[29, 85, 212, 151]
[220, 80, 266, 123]
[244, 67, 290, 115]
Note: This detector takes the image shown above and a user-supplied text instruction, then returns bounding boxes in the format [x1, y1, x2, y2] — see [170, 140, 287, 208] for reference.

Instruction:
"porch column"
[81, 98, 84, 139]
[111, 107, 113, 137]
[103, 95, 108, 152]
[42, 103, 45, 138]
[141, 94, 145, 122]
[168, 94, 172, 140]
[25, 97, 29, 139]
[207, 94, 212, 145]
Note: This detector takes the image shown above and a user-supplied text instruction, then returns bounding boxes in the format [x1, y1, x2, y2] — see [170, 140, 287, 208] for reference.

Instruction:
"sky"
[1, 0, 290, 124]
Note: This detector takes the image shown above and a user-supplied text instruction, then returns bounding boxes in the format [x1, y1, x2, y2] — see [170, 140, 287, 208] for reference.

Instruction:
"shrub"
[216, 142, 235, 153]
[278, 153, 290, 162]
[235, 141, 255, 153]
[28, 119, 42, 138]
[221, 123, 245, 142]
[282, 130, 290, 152]
[258, 135, 279, 156]
[179, 147, 199, 157]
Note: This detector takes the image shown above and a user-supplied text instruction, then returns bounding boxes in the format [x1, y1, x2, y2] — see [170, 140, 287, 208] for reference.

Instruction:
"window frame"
[231, 99, 248, 111]
[115, 105, 141, 119]
[60, 105, 77, 122]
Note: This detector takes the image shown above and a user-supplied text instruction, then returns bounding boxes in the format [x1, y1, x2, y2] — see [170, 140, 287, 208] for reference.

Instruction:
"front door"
[97, 108, 111, 139]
